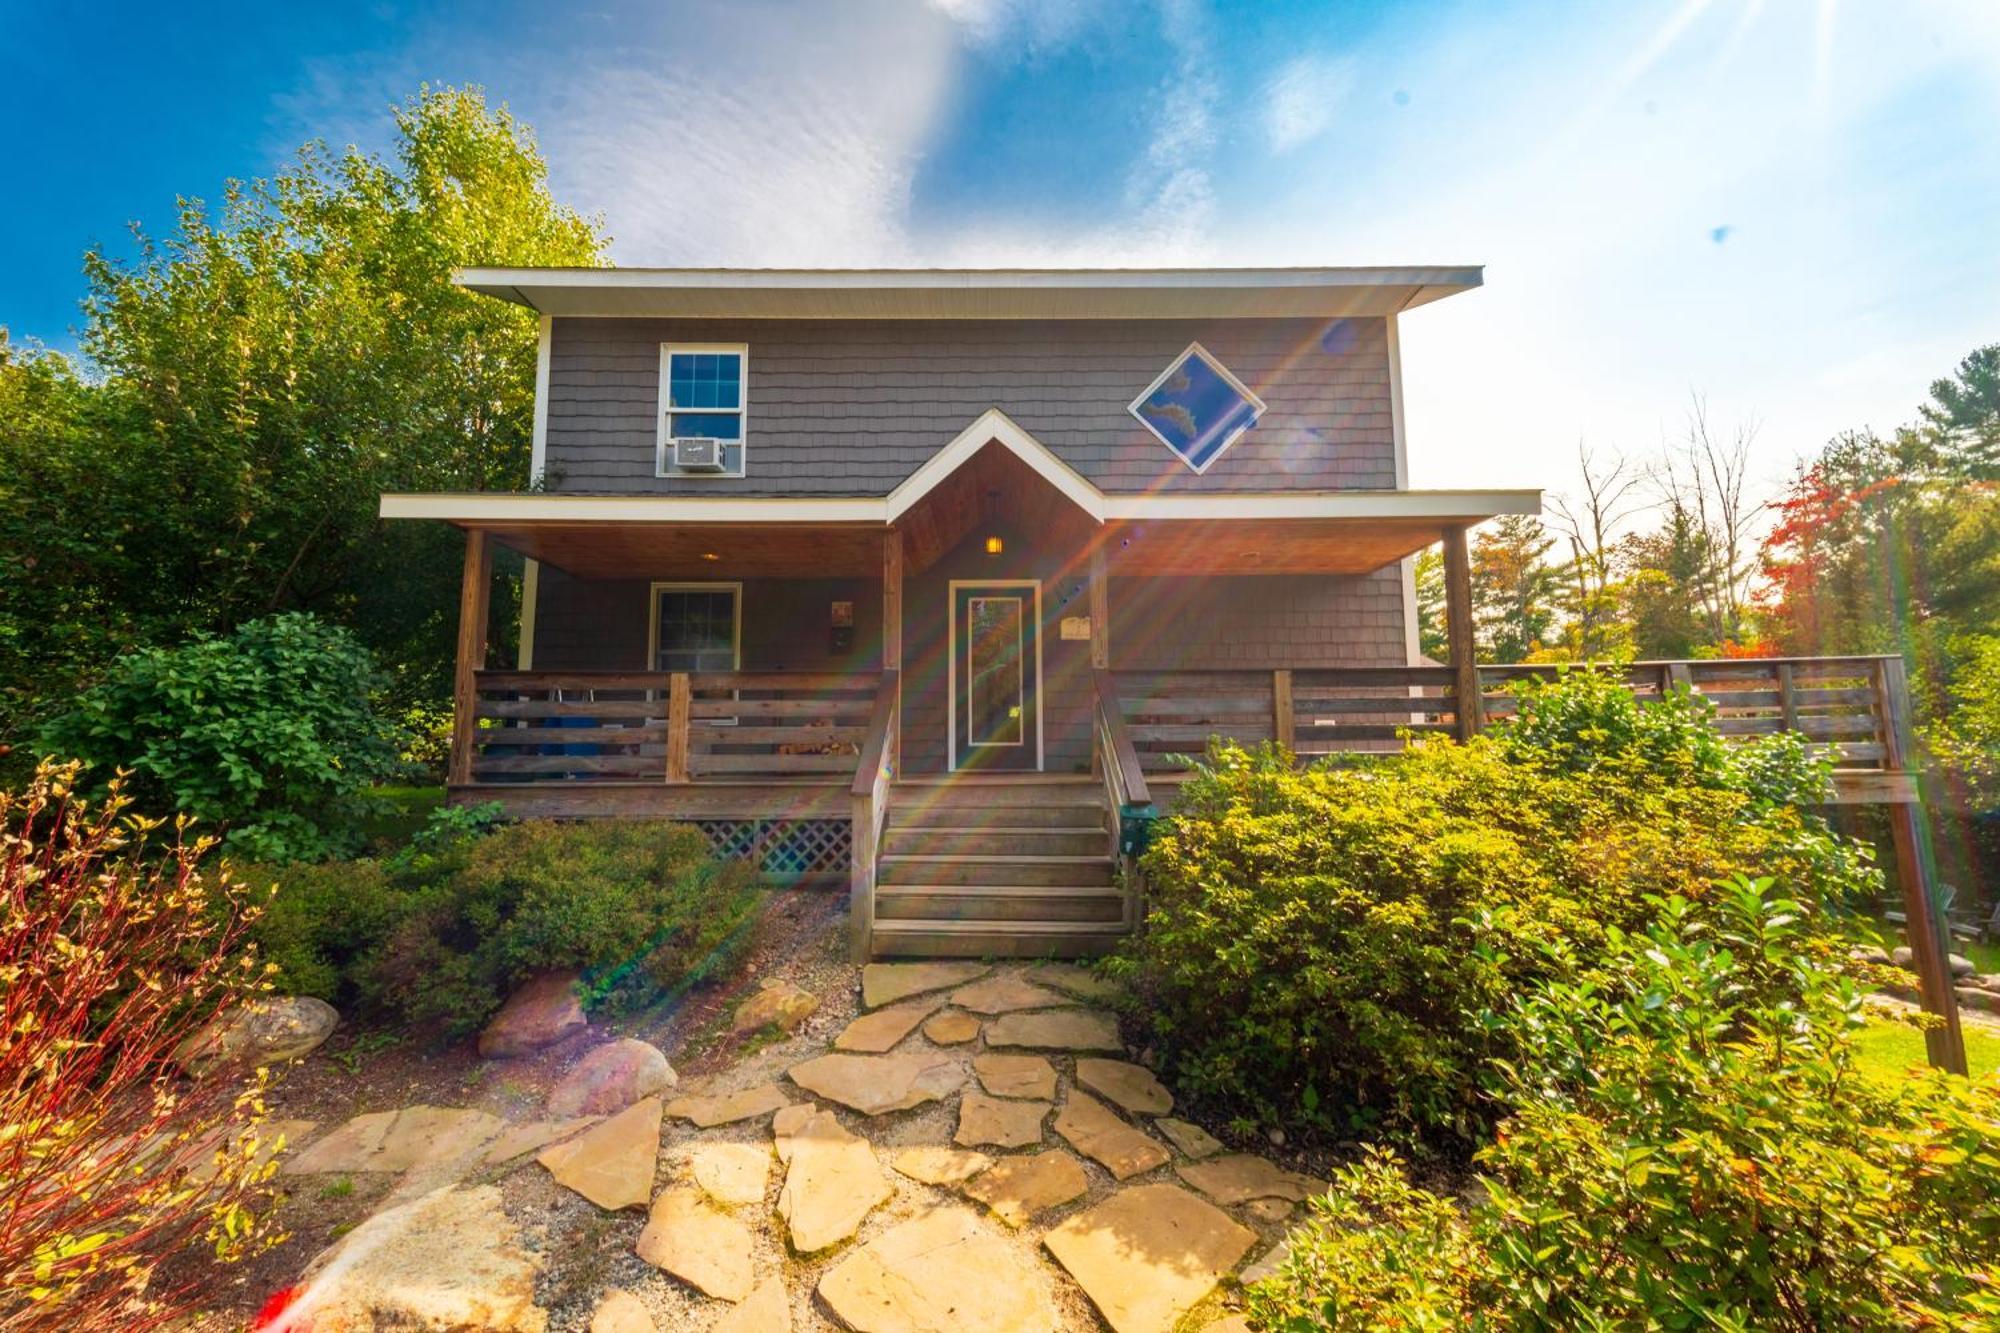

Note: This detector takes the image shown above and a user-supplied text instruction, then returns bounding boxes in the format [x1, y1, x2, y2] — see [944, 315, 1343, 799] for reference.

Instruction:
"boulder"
[1955, 984, 2000, 1014]
[282, 1185, 545, 1332]
[1847, 945, 1892, 966]
[730, 979, 819, 1034]
[1953, 953, 1978, 978]
[818, 1205, 1060, 1332]
[547, 1039, 677, 1117]
[479, 972, 587, 1059]
[1890, 946, 1977, 979]
[176, 996, 338, 1074]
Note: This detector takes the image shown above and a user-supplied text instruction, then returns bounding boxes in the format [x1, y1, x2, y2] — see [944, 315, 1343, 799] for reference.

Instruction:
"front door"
[950, 580, 1040, 771]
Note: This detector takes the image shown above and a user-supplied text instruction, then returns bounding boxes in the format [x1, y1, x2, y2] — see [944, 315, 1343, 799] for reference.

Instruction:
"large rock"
[589, 1289, 657, 1333]
[1076, 1059, 1173, 1116]
[834, 1000, 941, 1053]
[862, 962, 990, 1009]
[635, 1186, 755, 1302]
[983, 1009, 1122, 1052]
[1955, 984, 2000, 1014]
[787, 1052, 965, 1116]
[479, 972, 587, 1059]
[537, 1097, 661, 1211]
[547, 1039, 677, 1117]
[284, 1105, 502, 1177]
[948, 976, 1070, 1014]
[955, 1092, 1050, 1150]
[282, 1185, 545, 1332]
[686, 1141, 770, 1207]
[961, 1150, 1088, 1228]
[972, 1053, 1057, 1101]
[776, 1109, 891, 1253]
[1054, 1091, 1169, 1180]
[1174, 1154, 1322, 1206]
[714, 1280, 790, 1333]
[1043, 1183, 1256, 1333]
[818, 1205, 1060, 1332]
[892, 1145, 993, 1186]
[176, 996, 338, 1074]
[1891, 946, 1978, 978]
[731, 979, 820, 1034]
[665, 1082, 797, 1128]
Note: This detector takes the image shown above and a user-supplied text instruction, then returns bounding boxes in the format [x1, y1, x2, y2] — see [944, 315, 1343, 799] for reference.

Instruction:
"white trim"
[379, 486, 1541, 526]
[646, 581, 744, 671]
[656, 343, 749, 479]
[530, 315, 552, 485]
[1126, 341, 1268, 476]
[1385, 313, 1409, 490]
[886, 408, 1106, 522]
[519, 559, 540, 670]
[946, 578, 1044, 773]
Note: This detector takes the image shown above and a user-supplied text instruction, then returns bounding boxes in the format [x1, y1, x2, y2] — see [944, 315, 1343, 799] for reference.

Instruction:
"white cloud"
[1262, 54, 1353, 153]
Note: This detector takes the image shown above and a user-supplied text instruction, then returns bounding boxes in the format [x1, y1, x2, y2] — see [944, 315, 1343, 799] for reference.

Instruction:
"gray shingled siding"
[544, 316, 1396, 496]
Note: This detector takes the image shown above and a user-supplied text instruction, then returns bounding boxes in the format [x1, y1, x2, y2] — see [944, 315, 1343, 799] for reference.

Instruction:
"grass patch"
[1854, 1016, 2000, 1080]
[1852, 913, 2000, 973]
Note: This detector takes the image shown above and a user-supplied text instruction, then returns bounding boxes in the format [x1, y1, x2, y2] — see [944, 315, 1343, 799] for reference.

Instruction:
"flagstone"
[1245, 1198, 1294, 1226]
[983, 1008, 1122, 1053]
[921, 1010, 981, 1045]
[1043, 1183, 1256, 1333]
[1155, 1118, 1224, 1161]
[589, 1288, 657, 1333]
[947, 975, 1070, 1014]
[833, 999, 941, 1053]
[961, 1149, 1088, 1228]
[1029, 962, 1124, 1004]
[285, 1105, 504, 1176]
[772, 1102, 817, 1164]
[787, 1052, 964, 1116]
[713, 1279, 790, 1333]
[1175, 1154, 1323, 1206]
[484, 1117, 600, 1166]
[972, 1052, 1057, 1101]
[1204, 1318, 1254, 1333]
[776, 1109, 891, 1253]
[891, 1145, 993, 1186]
[665, 1082, 797, 1129]
[861, 961, 990, 1009]
[818, 1205, 1060, 1332]
[686, 1141, 771, 1207]
[1076, 1058, 1173, 1116]
[536, 1097, 661, 1211]
[1240, 1237, 1292, 1285]
[954, 1092, 1050, 1150]
[1054, 1091, 1169, 1180]
[636, 1186, 756, 1303]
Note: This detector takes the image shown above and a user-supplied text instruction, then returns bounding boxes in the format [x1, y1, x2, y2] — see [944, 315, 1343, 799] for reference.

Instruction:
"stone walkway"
[270, 960, 1308, 1332]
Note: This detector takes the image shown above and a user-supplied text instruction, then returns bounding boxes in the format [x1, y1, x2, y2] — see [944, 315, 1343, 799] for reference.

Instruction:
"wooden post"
[665, 672, 691, 783]
[1089, 543, 1110, 671]
[1776, 662, 1800, 732]
[1272, 669, 1294, 753]
[447, 528, 493, 787]
[1440, 525, 1483, 740]
[883, 529, 903, 772]
[1876, 656, 1966, 1073]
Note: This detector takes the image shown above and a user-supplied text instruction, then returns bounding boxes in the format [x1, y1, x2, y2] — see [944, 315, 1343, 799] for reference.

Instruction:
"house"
[381, 263, 1957, 1048]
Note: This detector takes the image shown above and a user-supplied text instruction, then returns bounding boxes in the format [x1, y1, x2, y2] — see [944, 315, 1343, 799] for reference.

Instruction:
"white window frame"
[946, 578, 1044, 772]
[656, 343, 749, 479]
[646, 581, 743, 673]
[1127, 340, 1267, 475]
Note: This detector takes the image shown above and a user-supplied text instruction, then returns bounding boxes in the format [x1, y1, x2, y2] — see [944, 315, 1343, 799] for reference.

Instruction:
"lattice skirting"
[691, 817, 851, 884]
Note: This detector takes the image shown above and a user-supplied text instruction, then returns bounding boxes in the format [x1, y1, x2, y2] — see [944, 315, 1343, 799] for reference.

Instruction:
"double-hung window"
[658, 344, 748, 476]
[650, 583, 741, 672]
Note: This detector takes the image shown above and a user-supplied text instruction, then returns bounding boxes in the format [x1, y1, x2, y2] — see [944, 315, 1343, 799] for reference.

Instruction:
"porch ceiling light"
[985, 535, 1004, 556]
[701, 551, 720, 561]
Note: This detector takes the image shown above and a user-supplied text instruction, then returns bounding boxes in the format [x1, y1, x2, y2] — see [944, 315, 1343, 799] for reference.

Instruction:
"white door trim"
[946, 578, 1044, 772]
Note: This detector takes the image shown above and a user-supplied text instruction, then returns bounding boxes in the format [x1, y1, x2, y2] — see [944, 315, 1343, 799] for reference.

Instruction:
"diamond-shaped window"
[1128, 342, 1266, 473]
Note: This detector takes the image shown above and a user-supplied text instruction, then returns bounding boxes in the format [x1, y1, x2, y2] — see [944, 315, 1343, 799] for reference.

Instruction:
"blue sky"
[4, 0, 1997, 502]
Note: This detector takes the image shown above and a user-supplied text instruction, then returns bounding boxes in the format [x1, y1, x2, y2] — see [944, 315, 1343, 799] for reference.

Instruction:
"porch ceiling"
[468, 521, 886, 579]
[1101, 516, 1454, 575]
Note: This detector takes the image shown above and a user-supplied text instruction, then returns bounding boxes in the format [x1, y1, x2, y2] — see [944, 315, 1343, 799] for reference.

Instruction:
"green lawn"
[1854, 1017, 2000, 1080]
[1849, 914, 2000, 974]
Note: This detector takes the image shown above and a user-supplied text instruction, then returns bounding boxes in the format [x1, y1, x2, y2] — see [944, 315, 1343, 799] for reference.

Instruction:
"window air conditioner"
[673, 437, 726, 471]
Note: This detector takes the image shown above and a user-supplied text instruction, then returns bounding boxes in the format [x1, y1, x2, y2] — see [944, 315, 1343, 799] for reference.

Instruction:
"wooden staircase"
[866, 777, 1130, 957]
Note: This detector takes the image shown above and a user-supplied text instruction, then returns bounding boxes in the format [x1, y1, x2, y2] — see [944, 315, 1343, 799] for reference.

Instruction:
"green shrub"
[1248, 880, 2000, 1331]
[242, 811, 760, 1037]
[1116, 671, 1881, 1147]
[37, 613, 406, 861]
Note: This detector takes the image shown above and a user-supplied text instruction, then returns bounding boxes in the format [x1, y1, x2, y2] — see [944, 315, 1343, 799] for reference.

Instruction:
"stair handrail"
[850, 670, 899, 961]
[1093, 668, 1151, 811]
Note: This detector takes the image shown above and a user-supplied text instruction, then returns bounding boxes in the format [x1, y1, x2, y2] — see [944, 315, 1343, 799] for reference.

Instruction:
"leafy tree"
[1471, 514, 1560, 662]
[1616, 502, 1713, 659]
[1411, 548, 1447, 661]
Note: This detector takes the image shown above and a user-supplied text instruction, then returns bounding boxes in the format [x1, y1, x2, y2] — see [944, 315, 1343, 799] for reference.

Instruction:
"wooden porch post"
[447, 528, 494, 787]
[1877, 656, 1967, 1073]
[1089, 543, 1110, 671]
[1441, 524, 1484, 740]
[883, 529, 904, 771]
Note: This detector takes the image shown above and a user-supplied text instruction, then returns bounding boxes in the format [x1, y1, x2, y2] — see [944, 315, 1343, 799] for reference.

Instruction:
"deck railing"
[1112, 655, 1911, 776]
[465, 669, 880, 784]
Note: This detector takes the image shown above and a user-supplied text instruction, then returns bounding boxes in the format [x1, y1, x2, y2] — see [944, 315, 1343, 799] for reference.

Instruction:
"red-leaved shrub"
[1, 762, 282, 1329]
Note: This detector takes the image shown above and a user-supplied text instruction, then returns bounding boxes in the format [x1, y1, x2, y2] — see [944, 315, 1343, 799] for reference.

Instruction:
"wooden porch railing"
[460, 670, 879, 784]
[849, 671, 900, 961]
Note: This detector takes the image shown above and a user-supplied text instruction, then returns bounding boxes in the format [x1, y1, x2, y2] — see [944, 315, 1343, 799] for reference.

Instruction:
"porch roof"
[453, 264, 1482, 320]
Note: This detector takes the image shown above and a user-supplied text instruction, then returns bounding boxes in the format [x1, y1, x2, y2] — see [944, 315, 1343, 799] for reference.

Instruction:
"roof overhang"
[454, 265, 1483, 321]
